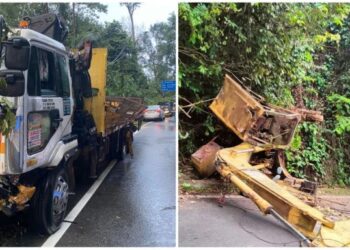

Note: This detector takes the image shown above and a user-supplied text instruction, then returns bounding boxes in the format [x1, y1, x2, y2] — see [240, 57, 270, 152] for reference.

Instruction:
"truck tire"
[31, 166, 69, 235]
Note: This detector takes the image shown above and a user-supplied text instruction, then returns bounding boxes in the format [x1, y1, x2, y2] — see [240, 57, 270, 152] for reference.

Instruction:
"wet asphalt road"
[179, 196, 301, 247]
[0, 117, 176, 247]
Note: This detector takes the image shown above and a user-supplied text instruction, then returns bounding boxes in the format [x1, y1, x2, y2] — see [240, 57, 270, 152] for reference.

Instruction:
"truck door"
[24, 45, 73, 168]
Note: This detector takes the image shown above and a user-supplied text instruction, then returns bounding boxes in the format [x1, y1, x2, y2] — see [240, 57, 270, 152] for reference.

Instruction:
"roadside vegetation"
[0, 3, 175, 105]
[179, 3, 350, 186]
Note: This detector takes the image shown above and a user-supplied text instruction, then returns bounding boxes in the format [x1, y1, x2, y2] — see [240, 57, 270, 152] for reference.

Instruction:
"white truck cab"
[0, 29, 76, 176]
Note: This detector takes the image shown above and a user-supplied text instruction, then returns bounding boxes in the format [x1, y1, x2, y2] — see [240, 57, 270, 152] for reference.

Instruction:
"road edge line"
[42, 159, 117, 247]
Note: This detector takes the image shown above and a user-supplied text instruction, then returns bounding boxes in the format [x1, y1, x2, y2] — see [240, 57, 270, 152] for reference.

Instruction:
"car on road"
[158, 101, 174, 117]
[143, 105, 165, 121]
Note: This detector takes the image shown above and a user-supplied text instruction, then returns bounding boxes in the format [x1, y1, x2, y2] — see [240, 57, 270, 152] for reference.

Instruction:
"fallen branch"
[181, 98, 215, 109]
[292, 108, 324, 122]
[179, 105, 191, 119]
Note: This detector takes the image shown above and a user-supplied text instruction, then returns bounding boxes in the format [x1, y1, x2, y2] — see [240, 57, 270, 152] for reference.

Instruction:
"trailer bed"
[105, 96, 145, 135]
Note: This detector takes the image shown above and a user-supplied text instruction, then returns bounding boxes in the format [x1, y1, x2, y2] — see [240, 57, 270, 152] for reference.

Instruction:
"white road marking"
[42, 122, 152, 247]
[140, 121, 153, 129]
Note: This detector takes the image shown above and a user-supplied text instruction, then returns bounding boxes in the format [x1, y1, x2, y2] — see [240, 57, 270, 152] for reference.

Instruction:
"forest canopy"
[179, 3, 350, 186]
[0, 3, 175, 104]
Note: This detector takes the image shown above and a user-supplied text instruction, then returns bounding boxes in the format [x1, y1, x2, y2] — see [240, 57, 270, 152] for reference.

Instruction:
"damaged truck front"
[0, 17, 77, 234]
[0, 24, 40, 213]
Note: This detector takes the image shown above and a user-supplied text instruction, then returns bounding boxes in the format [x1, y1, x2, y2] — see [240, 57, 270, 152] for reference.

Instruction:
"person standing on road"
[125, 123, 137, 158]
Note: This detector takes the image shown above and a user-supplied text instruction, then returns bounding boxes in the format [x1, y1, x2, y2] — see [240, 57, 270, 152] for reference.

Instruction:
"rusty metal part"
[191, 141, 221, 177]
[8, 185, 36, 206]
[300, 181, 317, 194]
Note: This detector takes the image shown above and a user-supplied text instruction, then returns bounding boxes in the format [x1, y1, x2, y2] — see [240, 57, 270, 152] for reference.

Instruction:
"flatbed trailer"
[105, 96, 145, 132]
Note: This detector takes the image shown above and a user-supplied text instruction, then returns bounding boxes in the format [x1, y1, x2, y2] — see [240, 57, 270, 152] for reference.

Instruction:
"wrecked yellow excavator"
[192, 74, 350, 247]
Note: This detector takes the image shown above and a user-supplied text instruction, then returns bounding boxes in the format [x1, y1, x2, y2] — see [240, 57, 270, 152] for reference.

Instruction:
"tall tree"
[139, 13, 176, 83]
[120, 3, 141, 45]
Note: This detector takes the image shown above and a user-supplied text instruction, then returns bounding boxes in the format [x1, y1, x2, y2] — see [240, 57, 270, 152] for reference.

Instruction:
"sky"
[99, 2, 176, 32]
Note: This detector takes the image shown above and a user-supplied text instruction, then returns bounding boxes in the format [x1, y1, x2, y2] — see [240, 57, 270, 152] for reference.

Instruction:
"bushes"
[179, 3, 350, 185]
[286, 122, 328, 179]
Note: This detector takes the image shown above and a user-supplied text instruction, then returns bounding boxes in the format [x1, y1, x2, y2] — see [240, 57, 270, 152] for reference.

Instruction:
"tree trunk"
[43, 3, 49, 14]
[72, 3, 76, 47]
[129, 11, 136, 45]
[293, 85, 305, 109]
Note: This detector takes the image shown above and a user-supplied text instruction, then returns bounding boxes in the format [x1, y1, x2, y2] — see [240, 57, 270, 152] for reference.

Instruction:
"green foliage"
[286, 123, 328, 179]
[181, 182, 192, 191]
[179, 3, 350, 185]
[0, 3, 108, 48]
[0, 98, 16, 136]
[335, 148, 350, 186]
[327, 94, 350, 135]
[290, 134, 302, 150]
[333, 116, 350, 135]
[0, 3, 175, 106]
[106, 13, 176, 105]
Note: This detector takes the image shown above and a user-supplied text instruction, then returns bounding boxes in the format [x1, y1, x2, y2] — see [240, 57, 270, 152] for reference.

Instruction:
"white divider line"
[42, 159, 117, 247]
[141, 121, 153, 129]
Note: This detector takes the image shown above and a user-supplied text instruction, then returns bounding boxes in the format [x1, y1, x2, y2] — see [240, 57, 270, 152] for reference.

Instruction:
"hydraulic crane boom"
[194, 74, 350, 247]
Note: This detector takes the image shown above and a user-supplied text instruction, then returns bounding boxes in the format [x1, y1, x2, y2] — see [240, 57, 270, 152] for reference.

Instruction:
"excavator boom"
[193, 74, 350, 247]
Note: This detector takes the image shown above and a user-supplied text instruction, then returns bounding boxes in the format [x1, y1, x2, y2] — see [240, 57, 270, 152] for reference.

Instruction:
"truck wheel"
[31, 167, 69, 235]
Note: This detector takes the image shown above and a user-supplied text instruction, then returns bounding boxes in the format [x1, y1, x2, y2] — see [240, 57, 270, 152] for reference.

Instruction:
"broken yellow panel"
[210, 75, 300, 149]
[210, 74, 265, 139]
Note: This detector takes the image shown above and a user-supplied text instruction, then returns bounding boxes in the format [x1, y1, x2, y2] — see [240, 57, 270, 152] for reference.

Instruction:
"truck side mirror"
[4, 38, 30, 71]
[0, 70, 25, 97]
